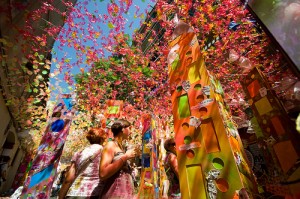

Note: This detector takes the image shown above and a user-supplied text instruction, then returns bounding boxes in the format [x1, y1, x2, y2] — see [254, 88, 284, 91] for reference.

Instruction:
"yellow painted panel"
[188, 62, 201, 84]
[254, 96, 273, 116]
[107, 105, 119, 114]
[186, 164, 207, 199]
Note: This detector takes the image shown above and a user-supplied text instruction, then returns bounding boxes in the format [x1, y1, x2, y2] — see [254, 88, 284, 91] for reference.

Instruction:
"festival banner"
[21, 94, 75, 199]
[105, 100, 123, 119]
[105, 100, 124, 128]
[138, 114, 159, 199]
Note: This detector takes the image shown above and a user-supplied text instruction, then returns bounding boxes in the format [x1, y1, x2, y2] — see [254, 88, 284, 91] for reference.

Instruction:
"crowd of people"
[50, 119, 180, 199]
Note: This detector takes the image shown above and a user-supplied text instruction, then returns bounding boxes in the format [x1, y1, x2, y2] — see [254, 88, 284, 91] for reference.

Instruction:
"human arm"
[169, 153, 179, 179]
[99, 142, 136, 180]
[58, 163, 76, 199]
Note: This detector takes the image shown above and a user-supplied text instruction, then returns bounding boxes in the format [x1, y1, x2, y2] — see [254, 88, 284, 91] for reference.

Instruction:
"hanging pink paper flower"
[107, 3, 119, 17]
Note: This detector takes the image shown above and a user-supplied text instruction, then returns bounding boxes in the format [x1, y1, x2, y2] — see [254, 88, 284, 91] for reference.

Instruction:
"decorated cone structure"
[167, 20, 257, 199]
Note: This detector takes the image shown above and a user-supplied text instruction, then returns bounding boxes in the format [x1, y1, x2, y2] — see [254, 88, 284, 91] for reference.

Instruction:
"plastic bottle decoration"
[293, 81, 300, 101]
[296, 114, 300, 133]
[239, 56, 253, 73]
[228, 49, 239, 62]
[206, 169, 221, 199]
[172, 14, 194, 39]
[285, 81, 300, 101]
[182, 80, 191, 92]
[168, 44, 180, 63]
[280, 76, 298, 91]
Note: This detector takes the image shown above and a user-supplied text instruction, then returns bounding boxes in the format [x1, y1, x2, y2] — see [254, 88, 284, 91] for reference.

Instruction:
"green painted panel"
[178, 94, 191, 119]
[108, 105, 120, 114]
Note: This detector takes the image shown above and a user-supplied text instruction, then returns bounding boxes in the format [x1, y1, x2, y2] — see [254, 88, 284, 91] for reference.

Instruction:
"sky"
[49, 0, 155, 101]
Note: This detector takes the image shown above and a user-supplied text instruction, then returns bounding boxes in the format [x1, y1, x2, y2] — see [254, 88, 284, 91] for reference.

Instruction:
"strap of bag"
[75, 149, 102, 177]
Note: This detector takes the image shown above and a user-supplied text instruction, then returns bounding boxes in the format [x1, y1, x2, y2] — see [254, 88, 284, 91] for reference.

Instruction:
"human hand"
[128, 144, 141, 154]
[124, 148, 138, 160]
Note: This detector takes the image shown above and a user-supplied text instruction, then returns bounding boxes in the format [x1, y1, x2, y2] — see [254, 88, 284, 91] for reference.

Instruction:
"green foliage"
[74, 73, 89, 84]
[142, 66, 153, 77]
[74, 32, 157, 112]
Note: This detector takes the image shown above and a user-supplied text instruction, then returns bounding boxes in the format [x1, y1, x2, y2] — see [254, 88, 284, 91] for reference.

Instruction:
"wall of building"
[0, 0, 77, 194]
[0, 93, 24, 193]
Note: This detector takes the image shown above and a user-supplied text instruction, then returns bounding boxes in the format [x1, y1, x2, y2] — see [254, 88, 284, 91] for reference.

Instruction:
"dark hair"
[86, 128, 106, 144]
[111, 119, 131, 137]
[164, 138, 176, 152]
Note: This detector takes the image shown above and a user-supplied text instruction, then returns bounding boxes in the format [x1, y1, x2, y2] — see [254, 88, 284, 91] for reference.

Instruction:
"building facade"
[0, 0, 77, 194]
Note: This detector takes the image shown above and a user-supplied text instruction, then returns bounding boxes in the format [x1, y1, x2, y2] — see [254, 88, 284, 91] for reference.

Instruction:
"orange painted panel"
[169, 65, 189, 86]
[273, 141, 299, 173]
[247, 79, 261, 98]
[187, 80, 203, 106]
[174, 118, 195, 146]
[201, 118, 220, 153]
[182, 35, 201, 69]
[270, 116, 286, 136]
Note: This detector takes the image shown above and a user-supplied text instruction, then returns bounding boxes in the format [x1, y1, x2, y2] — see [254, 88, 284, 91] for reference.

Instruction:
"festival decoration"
[297, 114, 300, 133]
[1, 0, 299, 196]
[2, 0, 296, 140]
[21, 94, 75, 199]
[240, 67, 300, 196]
[167, 18, 257, 198]
[228, 49, 240, 62]
[291, 81, 300, 101]
[67, 1, 276, 121]
[105, 100, 124, 120]
[138, 113, 159, 199]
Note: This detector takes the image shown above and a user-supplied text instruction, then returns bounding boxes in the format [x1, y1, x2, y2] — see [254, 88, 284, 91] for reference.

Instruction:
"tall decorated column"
[21, 94, 75, 199]
[167, 20, 257, 199]
[138, 113, 159, 199]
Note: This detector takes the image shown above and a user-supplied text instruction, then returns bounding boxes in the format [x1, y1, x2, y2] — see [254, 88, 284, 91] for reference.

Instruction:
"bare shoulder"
[105, 141, 115, 148]
[103, 141, 116, 152]
[100, 142, 115, 166]
[169, 153, 177, 162]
